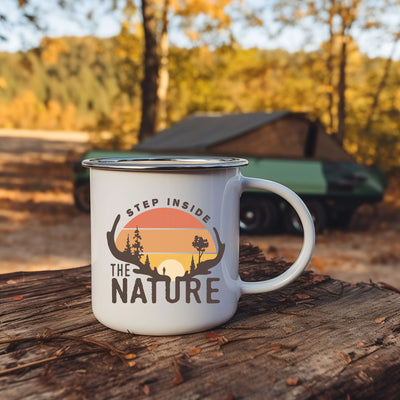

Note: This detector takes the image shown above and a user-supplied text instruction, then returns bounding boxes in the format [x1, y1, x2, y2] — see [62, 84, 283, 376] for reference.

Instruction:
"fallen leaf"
[147, 343, 158, 351]
[127, 360, 136, 368]
[188, 347, 201, 356]
[7, 279, 17, 285]
[350, 283, 357, 287]
[271, 345, 281, 350]
[172, 362, 184, 385]
[141, 384, 150, 395]
[296, 293, 310, 299]
[312, 274, 327, 283]
[312, 257, 324, 270]
[124, 353, 137, 360]
[205, 332, 221, 340]
[286, 377, 299, 386]
[375, 316, 387, 324]
[358, 341, 365, 348]
[339, 352, 352, 364]
[13, 295, 23, 301]
[283, 327, 292, 333]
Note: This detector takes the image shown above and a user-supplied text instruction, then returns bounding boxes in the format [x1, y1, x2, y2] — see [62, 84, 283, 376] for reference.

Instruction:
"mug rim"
[82, 156, 249, 171]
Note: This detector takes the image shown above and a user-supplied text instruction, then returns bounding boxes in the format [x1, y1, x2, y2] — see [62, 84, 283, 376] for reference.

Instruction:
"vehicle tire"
[284, 200, 327, 235]
[329, 207, 356, 229]
[240, 197, 278, 234]
[74, 181, 90, 213]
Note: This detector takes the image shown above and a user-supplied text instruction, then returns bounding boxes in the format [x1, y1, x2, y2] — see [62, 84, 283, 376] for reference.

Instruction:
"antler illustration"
[189, 227, 225, 277]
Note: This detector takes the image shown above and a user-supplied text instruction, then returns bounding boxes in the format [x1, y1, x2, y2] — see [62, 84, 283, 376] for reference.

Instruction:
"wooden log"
[0, 244, 399, 400]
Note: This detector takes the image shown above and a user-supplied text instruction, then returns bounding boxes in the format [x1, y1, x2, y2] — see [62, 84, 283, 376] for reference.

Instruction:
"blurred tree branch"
[363, 34, 400, 134]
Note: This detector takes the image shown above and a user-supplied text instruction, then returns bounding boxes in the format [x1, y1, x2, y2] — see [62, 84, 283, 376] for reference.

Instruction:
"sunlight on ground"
[0, 130, 91, 273]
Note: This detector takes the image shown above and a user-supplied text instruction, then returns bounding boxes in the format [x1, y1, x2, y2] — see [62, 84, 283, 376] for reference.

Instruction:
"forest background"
[0, 0, 399, 174]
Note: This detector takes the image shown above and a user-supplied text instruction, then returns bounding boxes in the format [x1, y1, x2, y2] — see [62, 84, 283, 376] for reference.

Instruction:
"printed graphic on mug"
[106, 198, 225, 305]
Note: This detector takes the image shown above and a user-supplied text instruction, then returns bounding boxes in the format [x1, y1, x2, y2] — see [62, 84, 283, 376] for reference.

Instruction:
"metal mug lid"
[82, 156, 249, 171]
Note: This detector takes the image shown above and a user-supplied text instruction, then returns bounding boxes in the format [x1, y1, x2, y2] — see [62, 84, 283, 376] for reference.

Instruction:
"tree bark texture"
[1, 244, 400, 399]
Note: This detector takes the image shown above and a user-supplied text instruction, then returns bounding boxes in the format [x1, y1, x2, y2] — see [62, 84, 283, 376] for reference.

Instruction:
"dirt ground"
[1, 129, 399, 288]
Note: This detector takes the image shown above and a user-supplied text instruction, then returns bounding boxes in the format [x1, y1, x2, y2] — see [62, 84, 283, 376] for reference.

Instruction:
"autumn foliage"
[0, 32, 399, 171]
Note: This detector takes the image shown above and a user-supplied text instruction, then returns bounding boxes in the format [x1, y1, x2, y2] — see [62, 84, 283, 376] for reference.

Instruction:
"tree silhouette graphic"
[144, 254, 151, 270]
[132, 226, 144, 262]
[190, 255, 196, 273]
[123, 234, 132, 255]
[192, 235, 209, 264]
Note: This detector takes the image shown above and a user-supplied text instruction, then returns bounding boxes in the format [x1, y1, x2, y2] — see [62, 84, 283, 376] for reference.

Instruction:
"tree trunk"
[364, 37, 399, 133]
[326, 0, 335, 135]
[337, 35, 347, 146]
[336, 1, 361, 146]
[157, 0, 170, 131]
[139, 0, 159, 142]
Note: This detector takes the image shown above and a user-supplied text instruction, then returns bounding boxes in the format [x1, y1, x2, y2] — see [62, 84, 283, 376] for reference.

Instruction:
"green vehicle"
[74, 112, 386, 234]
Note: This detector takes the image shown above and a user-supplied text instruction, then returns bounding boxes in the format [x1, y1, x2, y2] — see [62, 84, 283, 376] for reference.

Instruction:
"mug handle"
[239, 176, 315, 295]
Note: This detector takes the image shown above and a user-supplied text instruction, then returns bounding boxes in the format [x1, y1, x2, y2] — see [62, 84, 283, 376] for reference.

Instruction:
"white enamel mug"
[83, 156, 315, 335]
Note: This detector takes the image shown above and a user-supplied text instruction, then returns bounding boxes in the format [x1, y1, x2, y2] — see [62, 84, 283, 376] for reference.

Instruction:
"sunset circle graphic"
[116, 208, 217, 280]
[158, 259, 185, 280]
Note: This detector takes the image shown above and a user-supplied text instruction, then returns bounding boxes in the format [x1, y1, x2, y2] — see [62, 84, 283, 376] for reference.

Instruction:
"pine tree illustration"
[131, 226, 144, 262]
[144, 254, 151, 271]
[123, 234, 132, 255]
[190, 255, 196, 273]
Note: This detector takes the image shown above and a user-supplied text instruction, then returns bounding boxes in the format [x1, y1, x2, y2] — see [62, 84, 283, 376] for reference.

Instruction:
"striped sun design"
[116, 208, 216, 280]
